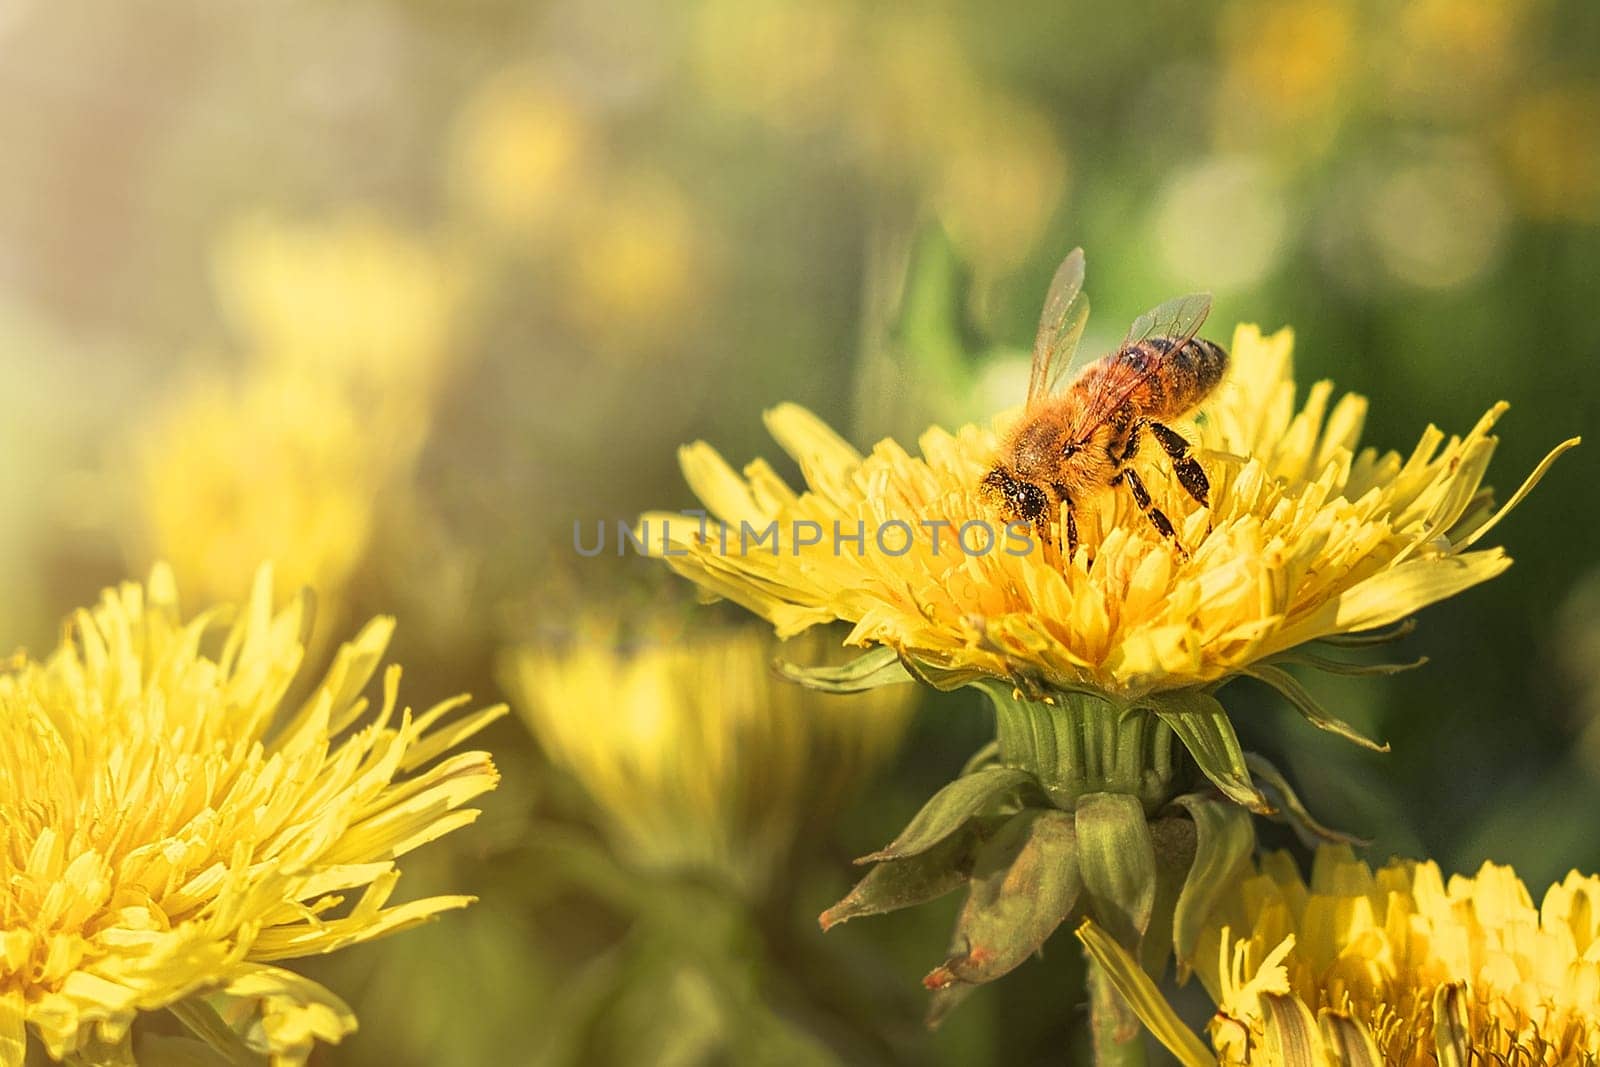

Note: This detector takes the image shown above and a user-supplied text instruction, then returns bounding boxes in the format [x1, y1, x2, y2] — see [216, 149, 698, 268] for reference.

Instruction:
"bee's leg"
[1115, 467, 1187, 557]
[1052, 483, 1079, 559]
[1148, 421, 1210, 506]
[1118, 424, 1142, 463]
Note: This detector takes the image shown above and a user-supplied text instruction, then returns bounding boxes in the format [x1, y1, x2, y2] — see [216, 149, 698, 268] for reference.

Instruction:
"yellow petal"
[1075, 919, 1214, 1067]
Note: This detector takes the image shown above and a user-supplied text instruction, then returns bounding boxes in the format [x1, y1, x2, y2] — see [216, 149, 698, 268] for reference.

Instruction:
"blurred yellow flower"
[1217, 0, 1352, 153]
[138, 210, 476, 636]
[502, 621, 913, 894]
[860, 14, 974, 161]
[930, 97, 1069, 277]
[691, 1, 1066, 275]
[0, 564, 504, 1065]
[448, 67, 593, 235]
[1389, 0, 1527, 113]
[1086, 846, 1600, 1065]
[1501, 85, 1600, 224]
[212, 211, 469, 411]
[569, 175, 706, 343]
[690, 0, 858, 133]
[645, 324, 1573, 701]
[860, 15, 1067, 275]
[132, 374, 400, 612]
[1226, 0, 1352, 113]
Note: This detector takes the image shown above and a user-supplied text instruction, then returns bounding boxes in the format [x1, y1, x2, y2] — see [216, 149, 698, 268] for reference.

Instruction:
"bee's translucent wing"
[1121, 291, 1212, 351]
[1026, 249, 1091, 408]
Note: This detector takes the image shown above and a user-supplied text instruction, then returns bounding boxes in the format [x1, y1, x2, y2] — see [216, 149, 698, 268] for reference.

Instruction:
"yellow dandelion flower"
[1082, 845, 1600, 1066]
[447, 67, 594, 235]
[501, 620, 913, 894]
[1389, 0, 1528, 115]
[132, 374, 398, 613]
[0, 564, 505, 1065]
[1217, 0, 1353, 141]
[568, 175, 706, 345]
[646, 323, 1571, 704]
[212, 211, 470, 410]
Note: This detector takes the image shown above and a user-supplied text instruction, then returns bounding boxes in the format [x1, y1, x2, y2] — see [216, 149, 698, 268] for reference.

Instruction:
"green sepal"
[1315, 618, 1416, 646]
[968, 673, 1115, 706]
[1168, 793, 1255, 975]
[924, 983, 977, 1031]
[168, 996, 264, 1065]
[1074, 792, 1156, 951]
[855, 767, 1038, 864]
[1146, 689, 1271, 812]
[1245, 752, 1369, 847]
[774, 646, 912, 692]
[959, 740, 1001, 776]
[1268, 648, 1428, 677]
[821, 816, 1004, 930]
[923, 809, 1082, 989]
[900, 654, 996, 692]
[1244, 663, 1390, 752]
[1139, 812, 1197, 978]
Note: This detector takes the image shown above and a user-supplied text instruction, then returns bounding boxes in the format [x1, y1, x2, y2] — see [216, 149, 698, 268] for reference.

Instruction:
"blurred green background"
[0, 0, 1597, 1063]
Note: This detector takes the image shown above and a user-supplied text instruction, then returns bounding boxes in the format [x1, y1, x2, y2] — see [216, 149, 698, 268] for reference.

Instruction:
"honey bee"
[980, 248, 1228, 557]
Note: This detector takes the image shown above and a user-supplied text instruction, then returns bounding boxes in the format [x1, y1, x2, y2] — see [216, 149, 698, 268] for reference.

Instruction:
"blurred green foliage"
[0, 0, 1597, 1063]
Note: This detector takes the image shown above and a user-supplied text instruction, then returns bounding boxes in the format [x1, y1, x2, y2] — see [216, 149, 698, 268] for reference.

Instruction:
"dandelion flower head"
[646, 325, 1572, 701]
[0, 565, 504, 1065]
[1195, 846, 1600, 1065]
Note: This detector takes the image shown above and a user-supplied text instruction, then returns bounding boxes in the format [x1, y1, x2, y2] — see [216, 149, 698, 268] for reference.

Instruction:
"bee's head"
[980, 466, 1050, 526]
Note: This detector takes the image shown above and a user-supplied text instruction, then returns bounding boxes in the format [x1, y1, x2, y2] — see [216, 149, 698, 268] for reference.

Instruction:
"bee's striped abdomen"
[1125, 336, 1228, 419]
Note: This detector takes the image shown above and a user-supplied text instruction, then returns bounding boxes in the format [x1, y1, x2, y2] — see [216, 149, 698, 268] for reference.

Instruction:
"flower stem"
[168, 997, 264, 1064]
[1087, 951, 1148, 1066]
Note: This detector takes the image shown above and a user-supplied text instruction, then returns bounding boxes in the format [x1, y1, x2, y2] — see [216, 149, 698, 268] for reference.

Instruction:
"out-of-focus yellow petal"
[501, 622, 914, 895]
